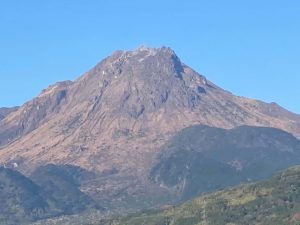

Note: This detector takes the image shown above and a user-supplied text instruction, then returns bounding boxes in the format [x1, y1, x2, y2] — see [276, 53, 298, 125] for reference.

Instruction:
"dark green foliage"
[0, 165, 101, 225]
[30, 164, 101, 215]
[103, 165, 300, 225]
[150, 125, 300, 201]
[0, 167, 49, 225]
[30, 164, 97, 186]
[151, 150, 240, 198]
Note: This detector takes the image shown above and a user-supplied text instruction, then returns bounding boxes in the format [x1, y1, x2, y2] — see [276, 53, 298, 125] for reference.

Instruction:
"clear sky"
[0, 0, 299, 113]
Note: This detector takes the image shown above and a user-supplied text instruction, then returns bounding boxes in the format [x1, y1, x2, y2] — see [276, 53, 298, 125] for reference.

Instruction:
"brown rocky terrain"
[0, 106, 19, 121]
[0, 46, 300, 209]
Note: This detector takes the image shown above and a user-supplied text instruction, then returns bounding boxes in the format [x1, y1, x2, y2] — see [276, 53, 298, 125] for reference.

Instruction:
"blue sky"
[0, 0, 299, 113]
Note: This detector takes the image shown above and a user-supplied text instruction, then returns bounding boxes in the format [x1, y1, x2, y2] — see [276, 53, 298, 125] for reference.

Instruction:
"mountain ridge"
[0, 106, 19, 121]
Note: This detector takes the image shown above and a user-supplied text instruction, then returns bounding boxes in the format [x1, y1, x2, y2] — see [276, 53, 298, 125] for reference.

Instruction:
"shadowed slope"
[151, 125, 300, 201]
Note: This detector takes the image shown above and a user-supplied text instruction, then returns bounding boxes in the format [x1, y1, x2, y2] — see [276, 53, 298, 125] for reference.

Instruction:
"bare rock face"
[0, 46, 299, 208]
[0, 81, 71, 146]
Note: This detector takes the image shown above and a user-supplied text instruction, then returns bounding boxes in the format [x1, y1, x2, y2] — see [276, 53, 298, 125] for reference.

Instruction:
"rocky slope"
[0, 46, 300, 209]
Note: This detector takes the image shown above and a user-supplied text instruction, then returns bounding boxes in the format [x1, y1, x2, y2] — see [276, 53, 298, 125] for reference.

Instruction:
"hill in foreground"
[102, 165, 300, 225]
[0, 166, 100, 225]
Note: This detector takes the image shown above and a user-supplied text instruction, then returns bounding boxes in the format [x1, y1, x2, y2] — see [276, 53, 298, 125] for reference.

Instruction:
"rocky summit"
[0, 46, 300, 210]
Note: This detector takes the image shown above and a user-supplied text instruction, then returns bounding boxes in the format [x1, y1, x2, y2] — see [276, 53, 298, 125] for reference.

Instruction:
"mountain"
[0, 46, 300, 210]
[0, 166, 100, 225]
[150, 125, 300, 201]
[0, 106, 19, 121]
[101, 165, 300, 225]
